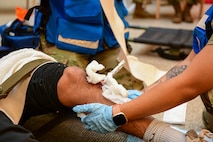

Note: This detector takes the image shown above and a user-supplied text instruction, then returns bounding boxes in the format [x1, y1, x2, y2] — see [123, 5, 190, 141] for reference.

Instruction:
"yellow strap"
[0, 59, 49, 99]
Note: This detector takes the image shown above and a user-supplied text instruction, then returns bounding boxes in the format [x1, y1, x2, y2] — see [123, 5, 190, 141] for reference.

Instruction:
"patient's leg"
[119, 117, 186, 142]
[118, 116, 154, 139]
[58, 66, 186, 142]
[57, 66, 114, 107]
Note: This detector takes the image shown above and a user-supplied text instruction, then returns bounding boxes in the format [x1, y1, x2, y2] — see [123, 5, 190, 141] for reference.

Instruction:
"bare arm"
[143, 50, 195, 92]
[118, 45, 213, 121]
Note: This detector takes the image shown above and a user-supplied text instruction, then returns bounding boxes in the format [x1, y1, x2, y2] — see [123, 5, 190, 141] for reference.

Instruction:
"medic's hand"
[128, 90, 143, 100]
[193, 5, 213, 53]
[72, 103, 118, 134]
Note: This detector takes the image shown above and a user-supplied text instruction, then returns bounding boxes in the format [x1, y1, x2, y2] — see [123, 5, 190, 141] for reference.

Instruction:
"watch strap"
[112, 105, 128, 126]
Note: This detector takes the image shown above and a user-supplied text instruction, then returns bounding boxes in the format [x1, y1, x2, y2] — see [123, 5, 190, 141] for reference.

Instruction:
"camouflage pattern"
[202, 35, 213, 114]
[168, 0, 198, 5]
[133, 0, 145, 3]
[39, 34, 144, 90]
[200, 35, 213, 132]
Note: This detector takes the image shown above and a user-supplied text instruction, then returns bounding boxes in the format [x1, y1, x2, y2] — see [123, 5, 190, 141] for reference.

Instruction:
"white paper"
[163, 103, 187, 124]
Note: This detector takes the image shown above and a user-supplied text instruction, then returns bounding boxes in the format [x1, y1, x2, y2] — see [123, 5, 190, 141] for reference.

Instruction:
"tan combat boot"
[172, 4, 182, 23]
[183, 3, 193, 23]
[133, 2, 154, 18]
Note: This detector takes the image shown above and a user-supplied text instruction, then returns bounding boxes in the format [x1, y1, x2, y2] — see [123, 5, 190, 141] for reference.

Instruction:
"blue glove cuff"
[128, 90, 143, 100]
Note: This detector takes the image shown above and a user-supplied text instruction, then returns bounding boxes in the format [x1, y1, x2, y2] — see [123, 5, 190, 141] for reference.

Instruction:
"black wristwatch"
[112, 112, 128, 126]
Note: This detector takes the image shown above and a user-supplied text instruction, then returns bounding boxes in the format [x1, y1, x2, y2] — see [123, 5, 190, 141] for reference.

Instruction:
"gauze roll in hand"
[86, 60, 106, 84]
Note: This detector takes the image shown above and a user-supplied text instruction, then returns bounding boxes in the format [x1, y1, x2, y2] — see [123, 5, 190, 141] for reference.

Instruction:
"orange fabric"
[15, 7, 28, 21]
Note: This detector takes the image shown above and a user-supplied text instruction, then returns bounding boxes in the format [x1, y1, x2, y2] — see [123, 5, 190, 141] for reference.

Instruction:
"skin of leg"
[118, 116, 154, 139]
[57, 66, 114, 107]
[57, 65, 153, 138]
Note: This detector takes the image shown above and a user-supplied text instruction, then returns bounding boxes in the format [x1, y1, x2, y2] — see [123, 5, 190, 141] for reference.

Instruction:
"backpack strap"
[0, 59, 50, 99]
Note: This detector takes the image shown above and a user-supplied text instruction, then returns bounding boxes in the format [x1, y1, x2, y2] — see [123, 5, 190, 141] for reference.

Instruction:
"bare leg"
[57, 66, 114, 107]
[57, 66, 154, 138]
[118, 116, 154, 139]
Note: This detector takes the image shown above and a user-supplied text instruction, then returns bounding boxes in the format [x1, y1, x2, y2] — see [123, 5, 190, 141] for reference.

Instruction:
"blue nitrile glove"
[128, 90, 143, 100]
[73, 103, 118, 134]
[193, 5, 213, 54]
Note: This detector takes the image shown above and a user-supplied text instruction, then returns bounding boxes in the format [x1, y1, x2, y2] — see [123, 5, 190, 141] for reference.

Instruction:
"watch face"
[113, 113, 127, 126]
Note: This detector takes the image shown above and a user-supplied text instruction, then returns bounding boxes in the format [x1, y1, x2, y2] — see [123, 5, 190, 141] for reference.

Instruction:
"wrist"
[112, 104, 120, 115]
[112, 104, 128, 126]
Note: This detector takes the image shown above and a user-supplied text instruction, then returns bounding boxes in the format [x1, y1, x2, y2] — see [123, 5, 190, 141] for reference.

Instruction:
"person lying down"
[0, 48, 144, 142]
[1, 48, 210, 142]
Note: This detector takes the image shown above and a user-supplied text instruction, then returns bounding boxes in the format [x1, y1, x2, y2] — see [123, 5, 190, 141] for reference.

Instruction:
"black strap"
[152, 47, 189, 60]
[39, 0, 51, 30]
[24, 6, 40, 20]
[206, 21, 213, 40]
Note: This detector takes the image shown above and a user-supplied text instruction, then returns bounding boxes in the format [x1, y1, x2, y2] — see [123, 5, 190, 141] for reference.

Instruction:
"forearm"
[142, 50, 195, 93]
[121, 78, 192, 121]
[120, 47, 213, 121]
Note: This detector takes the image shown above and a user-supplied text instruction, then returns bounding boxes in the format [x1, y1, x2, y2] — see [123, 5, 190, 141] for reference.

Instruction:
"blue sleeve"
[192, 5, 213, 54]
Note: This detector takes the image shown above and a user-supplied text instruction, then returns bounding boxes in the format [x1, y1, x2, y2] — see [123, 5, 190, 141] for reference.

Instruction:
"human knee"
[64, 66, 87, 82]
[57, 66, 93, 107]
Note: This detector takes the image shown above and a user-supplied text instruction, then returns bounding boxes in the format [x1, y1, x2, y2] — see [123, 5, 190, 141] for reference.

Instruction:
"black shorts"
[20, 62, 69, 123]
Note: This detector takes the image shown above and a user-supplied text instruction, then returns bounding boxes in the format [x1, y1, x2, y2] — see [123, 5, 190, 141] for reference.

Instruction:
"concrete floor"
[0, 0, 212, 135]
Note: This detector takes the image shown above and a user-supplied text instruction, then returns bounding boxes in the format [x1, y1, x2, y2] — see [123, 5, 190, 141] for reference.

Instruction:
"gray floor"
[0, 0, 212, 133]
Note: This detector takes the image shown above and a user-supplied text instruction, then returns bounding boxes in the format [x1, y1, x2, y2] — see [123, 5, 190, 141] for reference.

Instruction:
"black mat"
[132, 27, 193, 48]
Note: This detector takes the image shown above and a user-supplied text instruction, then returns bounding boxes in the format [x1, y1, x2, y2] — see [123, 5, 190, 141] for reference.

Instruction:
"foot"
[133, 10, 154, 18]
[182, 4, 193, 23]
[183, 13, 193, 23]
[172, 13, 182, 23]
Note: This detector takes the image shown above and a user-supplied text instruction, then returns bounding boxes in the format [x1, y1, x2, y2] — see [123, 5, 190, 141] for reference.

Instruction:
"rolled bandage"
[102, 72, 129, 104]
[86, 60, 106, 84]
[86, 60, 129, 104]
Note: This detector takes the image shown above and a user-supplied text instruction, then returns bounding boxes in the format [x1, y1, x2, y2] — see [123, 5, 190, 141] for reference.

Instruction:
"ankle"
[143, 119, 185, 141]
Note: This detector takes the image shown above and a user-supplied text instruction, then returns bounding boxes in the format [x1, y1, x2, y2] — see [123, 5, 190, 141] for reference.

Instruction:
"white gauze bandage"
[86, 60, 106, 84]
[86, 60, 130, 104]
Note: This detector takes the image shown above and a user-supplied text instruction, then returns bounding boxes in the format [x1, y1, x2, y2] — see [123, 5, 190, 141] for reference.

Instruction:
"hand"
[72, 103, 118, 134]
[128, 90, 143, 100]
[193, 5, 213, 53]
